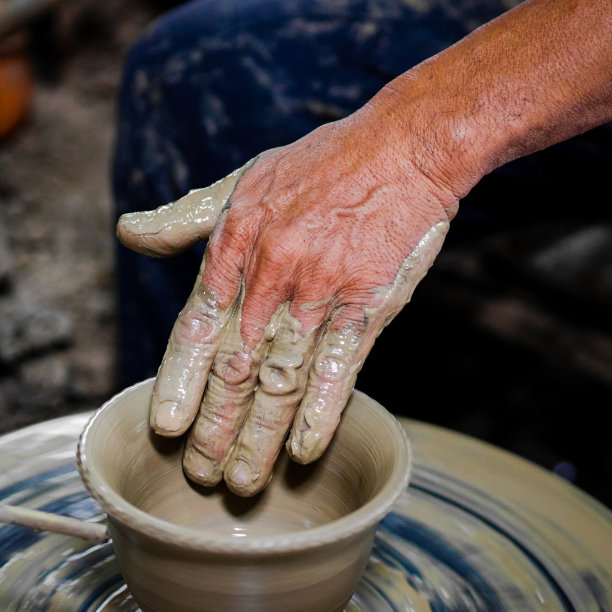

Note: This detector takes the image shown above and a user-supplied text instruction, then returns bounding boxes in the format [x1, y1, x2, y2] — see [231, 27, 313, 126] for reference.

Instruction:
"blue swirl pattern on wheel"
[1, 413, 611, 611]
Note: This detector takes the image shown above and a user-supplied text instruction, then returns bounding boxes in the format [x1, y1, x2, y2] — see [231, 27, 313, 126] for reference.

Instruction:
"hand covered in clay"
[117, 100, 460, 497]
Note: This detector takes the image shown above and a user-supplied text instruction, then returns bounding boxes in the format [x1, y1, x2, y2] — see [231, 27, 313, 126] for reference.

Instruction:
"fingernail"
[226, 459, 253, 486]
[225, 459, 263, 496]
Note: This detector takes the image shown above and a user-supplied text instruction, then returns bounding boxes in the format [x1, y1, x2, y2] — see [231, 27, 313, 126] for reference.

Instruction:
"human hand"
[117, 102, 459, 496]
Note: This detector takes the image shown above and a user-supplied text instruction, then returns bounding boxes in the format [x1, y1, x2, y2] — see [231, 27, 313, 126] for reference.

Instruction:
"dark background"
[0, 0, 610, 509]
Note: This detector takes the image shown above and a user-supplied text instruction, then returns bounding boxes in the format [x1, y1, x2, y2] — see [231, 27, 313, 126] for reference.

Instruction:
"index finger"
[150, 254, 237, 436]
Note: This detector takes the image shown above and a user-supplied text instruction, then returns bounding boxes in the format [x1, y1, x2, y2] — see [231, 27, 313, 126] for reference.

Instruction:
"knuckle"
[220, 210, 253, 249]
[258, 364, 300, 396]
[207, 231, 241, 265]
[212, 350, 253, 387]
[203, 242, 242, 297]
[258, 347, 305, 396]
[173, 304, 220, 350]
[259, 231, 300, 267]
[312, 350, 353, 383]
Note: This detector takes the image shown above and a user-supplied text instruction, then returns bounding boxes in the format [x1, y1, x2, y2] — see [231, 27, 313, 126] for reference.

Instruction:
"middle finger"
[223, 302, 324, 496]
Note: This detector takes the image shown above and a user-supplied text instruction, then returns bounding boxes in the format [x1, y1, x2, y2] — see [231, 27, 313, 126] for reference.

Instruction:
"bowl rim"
[77, 378, 411, 554]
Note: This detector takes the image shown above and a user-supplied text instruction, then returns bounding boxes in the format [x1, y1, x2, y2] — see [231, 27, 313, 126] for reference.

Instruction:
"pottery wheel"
[0, 413, 611, 611]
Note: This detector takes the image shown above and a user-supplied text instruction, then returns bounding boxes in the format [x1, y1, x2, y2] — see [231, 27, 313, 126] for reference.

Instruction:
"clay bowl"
[77, 378, 411, 612]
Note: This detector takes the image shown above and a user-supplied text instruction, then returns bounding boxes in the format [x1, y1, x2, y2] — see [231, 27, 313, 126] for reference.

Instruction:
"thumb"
[116, 159, 254, 257]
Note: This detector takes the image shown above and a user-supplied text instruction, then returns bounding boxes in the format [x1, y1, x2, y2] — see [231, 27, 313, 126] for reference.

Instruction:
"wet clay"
[77, 379, 410, 612]
[183, 301, 321, 496]
[116, 159, 254, 257]
[181, 221, 445, 496]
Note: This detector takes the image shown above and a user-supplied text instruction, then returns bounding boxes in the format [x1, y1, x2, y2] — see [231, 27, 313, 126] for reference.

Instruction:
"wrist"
[371, 66, 502, 203]
[370, 0, 612, 206]
[352, 57, 498, 215]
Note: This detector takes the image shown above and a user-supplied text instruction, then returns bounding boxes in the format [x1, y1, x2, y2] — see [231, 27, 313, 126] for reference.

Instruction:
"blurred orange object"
[0, 50, 32, 138]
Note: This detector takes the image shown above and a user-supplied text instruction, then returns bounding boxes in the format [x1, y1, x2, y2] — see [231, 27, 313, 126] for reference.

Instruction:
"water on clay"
[186, 513, 315, 537]
[2, 414, 611, 611]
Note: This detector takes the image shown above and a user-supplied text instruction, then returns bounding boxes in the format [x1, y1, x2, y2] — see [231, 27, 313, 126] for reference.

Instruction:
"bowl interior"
[79, 379, 410, 546]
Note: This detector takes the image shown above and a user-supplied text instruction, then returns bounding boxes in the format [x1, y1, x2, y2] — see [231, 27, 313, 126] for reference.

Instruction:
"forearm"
[366, 0, 612, 202]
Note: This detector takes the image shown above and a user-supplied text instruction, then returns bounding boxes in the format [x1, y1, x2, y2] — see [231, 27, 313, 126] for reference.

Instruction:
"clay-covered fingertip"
[151, 423, 185, 437]
[150, 402, 190, 437]
[286, 431, 325, 465]
[224, 460, 268, 497]
[116, 216, 168, 258]
[226, 482, 262, 498]
[183, 448, 223, 488]
[184, 468, 223, 488]
[115, 216, 131, 243]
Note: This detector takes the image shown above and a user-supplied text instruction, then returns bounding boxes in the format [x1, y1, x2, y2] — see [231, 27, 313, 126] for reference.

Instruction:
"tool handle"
[0, 503, 109, 542]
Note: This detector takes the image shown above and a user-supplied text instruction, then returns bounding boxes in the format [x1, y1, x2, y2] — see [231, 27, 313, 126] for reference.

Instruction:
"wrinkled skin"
[117, 103, 459, 496]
